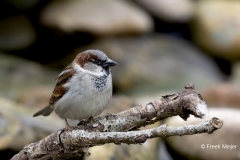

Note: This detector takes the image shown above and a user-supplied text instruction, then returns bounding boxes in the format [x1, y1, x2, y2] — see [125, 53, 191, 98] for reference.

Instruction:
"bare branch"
[62, 117, 223, 146]
[11, 84, 223, 160]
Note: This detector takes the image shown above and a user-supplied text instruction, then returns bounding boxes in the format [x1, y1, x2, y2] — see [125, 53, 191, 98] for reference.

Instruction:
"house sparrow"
[33, 50, 117, 129]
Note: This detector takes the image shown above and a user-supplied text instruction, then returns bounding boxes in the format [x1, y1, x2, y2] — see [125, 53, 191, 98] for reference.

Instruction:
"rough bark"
[11, 84, 223, 160]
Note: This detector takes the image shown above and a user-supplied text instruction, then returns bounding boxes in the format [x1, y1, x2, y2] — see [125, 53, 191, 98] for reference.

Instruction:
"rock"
[65, 34, 223, 95]
[16, 86, 52, 109]
[191, 1, 240, 60]
[0, 97, 63, 151]
[134, 0, 194, 23]
[0, 53, 57, 105]
[0, 15, 36, 51]
[87, 143, 156, 160]
[0, 53, 66, 151]
[230, 62, 240, 89]
[201, 83, 240, 108]
[164, 108, 240, 160]
[102, 95, 136, 115]
[40, 0, 153, 36]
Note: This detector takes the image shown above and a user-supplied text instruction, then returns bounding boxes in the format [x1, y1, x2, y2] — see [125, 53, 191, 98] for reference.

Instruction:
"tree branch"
[11, 84, 223, 160]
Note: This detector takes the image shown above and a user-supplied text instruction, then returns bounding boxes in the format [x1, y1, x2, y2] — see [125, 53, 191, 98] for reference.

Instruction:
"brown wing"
[49, 64, 76, 105]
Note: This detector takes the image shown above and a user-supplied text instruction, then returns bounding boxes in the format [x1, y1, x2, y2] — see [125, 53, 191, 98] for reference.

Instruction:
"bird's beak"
[103, 59, 117, 67]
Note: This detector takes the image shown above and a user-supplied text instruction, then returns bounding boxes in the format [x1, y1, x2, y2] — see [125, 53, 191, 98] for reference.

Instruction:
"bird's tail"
[33, 105, 53, 117]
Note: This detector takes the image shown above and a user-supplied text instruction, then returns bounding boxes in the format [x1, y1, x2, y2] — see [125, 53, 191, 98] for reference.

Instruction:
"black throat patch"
[92, 74, 108, 90]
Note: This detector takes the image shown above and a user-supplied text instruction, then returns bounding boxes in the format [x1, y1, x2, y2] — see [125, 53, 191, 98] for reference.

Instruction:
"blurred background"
[0, 0, 240, 159]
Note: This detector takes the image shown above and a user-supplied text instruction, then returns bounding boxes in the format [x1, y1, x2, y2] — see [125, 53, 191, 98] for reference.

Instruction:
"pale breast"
[54, 72, 112, 120]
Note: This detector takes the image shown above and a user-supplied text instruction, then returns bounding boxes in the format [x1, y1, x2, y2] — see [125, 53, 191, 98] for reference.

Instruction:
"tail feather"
[33, 105, 53, 117]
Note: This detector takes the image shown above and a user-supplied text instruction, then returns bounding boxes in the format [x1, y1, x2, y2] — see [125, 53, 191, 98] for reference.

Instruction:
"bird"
[33, 50, 117, 129]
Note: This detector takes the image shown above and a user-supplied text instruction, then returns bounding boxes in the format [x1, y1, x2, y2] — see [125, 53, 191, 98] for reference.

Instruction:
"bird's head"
[73, 50, 117, 75]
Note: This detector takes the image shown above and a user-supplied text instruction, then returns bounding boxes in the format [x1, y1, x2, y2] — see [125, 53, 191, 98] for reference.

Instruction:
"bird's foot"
[65, 119, 74, 131]
[77, 116, 95, 126]
[88, 116, 95, 124]
[77, 119, 88, 126]
[56, 119, 73, 145]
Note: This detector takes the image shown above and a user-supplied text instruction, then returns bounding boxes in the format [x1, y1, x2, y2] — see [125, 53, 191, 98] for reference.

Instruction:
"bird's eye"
[91, 58, 99, 64]
[93, 59, 101, 65]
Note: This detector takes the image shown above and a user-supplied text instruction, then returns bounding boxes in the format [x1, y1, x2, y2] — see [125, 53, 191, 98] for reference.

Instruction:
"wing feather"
[49, 64, 76, 105]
